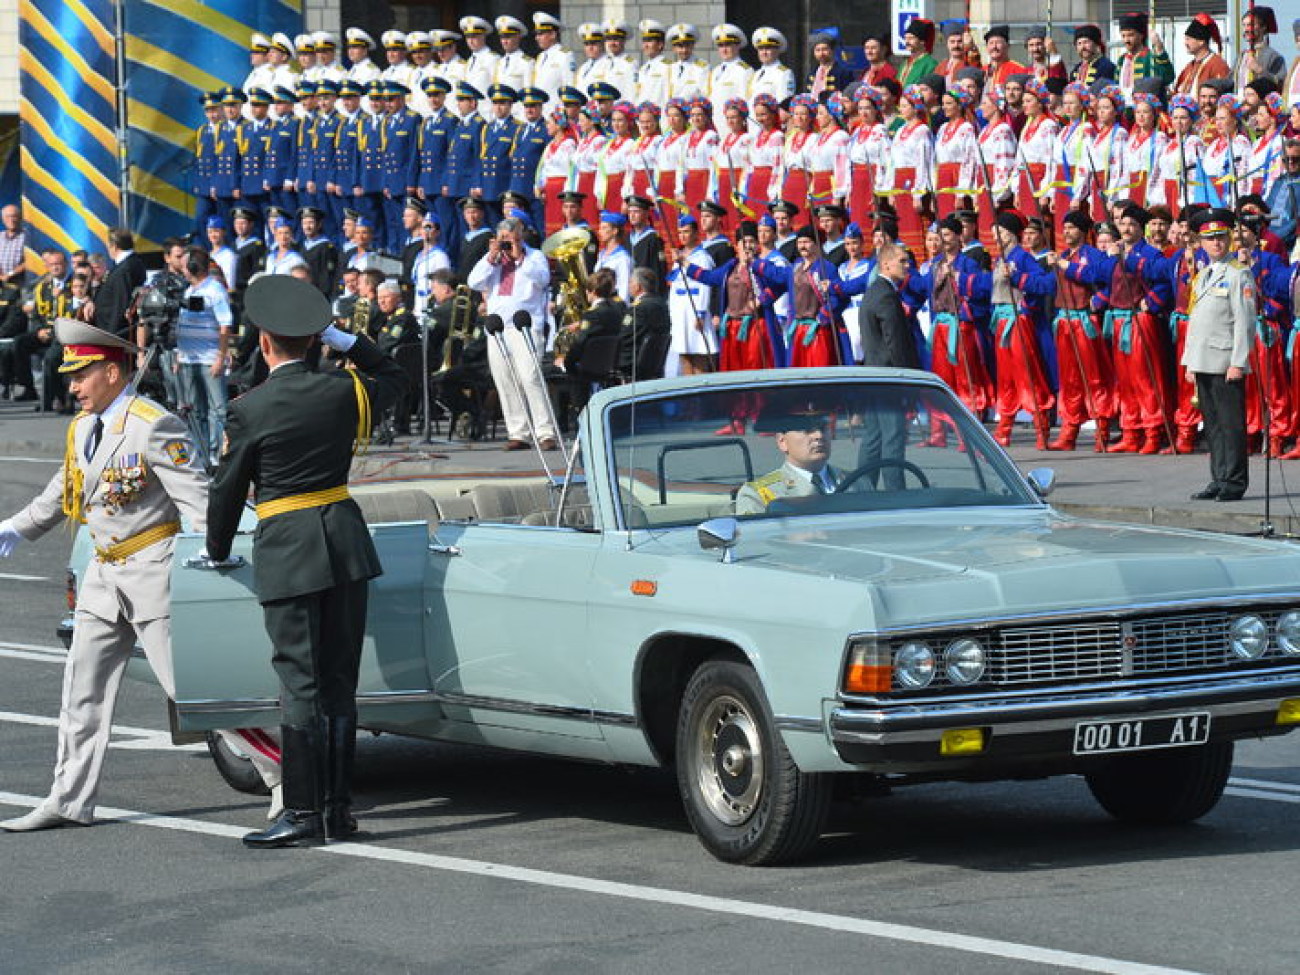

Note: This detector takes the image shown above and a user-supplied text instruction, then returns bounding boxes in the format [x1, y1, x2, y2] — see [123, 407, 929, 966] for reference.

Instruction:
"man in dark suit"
[618, 268, 671, 378]
[93, 228, 147, 338]
[562, 268, 623, 413]
[206, 275, 404, 848]
[859, 242, 920, 491]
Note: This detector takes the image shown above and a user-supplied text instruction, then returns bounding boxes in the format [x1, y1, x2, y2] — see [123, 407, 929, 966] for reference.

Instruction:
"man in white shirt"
[461, 17, 500, 120]
[750, 27, 796, 102]
[600, 20, 638, 100]
[667, 24, 710, 101]
[635, 20, 671, 105]
[175, 246, 234, 464]
[709, 25, 753, 128]
[574, 24, 606, 94]
[466, 216, 559, 449]
[345, 29, 381, 86]
[494, 15, 533, 117]
[531, 13, 574, 109]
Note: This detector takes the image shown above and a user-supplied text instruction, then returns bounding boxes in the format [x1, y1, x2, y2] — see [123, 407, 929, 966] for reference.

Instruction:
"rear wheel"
[205, 731, 272, 796]
[1085, 741, 1233, 825]
[675, 660, 831, 865]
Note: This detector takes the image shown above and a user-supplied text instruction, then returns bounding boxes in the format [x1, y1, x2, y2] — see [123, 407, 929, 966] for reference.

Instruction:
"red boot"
[1093, 418, 1111, 453]
[1175, 427, 1197, 454]
[994, 416, 1013, 447]
[1269, 436, 1286, 458]
[1138, 428, 1162, 455]
[1048, 423, 1079, 451]
[1033, 413, 1051, 450]
[1110, 429, 1142, 453]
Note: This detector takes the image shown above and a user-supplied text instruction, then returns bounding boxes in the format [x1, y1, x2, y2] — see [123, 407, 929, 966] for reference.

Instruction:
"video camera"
[133, 270, 188, 348]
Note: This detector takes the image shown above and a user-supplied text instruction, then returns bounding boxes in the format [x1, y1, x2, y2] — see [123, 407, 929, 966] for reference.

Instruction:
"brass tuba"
[542, 227, 591, 360]
[433, 284, 476, 375]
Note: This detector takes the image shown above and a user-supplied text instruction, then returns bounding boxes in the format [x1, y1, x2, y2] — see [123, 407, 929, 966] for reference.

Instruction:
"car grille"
[991, 609, 1284, 685]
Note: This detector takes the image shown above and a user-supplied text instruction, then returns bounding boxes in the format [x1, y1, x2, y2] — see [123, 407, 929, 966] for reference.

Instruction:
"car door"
[168, 522, 435, 733]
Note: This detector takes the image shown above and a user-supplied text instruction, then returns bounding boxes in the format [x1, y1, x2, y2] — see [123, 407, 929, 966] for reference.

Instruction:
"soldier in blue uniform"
[193, 92, 223, 237]
[311, 79, 343, 242]
[508, 87, 551, 235]
[264, 87, 300, 219]
[415, 76, 457, 261]
[381, 82, 421, 256]
[291, 81, 319, 230]
[237, 88, 273, 224]
[330, 81, 366, 248]
[356, 80, 389, 248]
[474, 84, 521, 226]
[214, 88, 246, 222]
[444, 83, 486, 247]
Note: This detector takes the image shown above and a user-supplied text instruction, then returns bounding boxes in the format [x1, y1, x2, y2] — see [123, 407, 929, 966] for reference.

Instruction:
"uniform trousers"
[1195, 372, 1248, 497]
[262, 579, 368, 728]
[382, 195, 405, 255]
[486, 327, 559, 443]
[42, 605, 280, 822]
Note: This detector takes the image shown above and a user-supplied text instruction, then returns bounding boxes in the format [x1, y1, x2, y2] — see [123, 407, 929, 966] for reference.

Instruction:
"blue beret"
[599, 210, 628, 227]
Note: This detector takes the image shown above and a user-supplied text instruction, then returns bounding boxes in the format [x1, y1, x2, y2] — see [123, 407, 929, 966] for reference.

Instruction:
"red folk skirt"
[1127, 170, 1149, 204]
[576, 170, 600, 227]
[748, 165, 775, 210]
[715, 169, 739, 229]
[602, 172, 626, 213]
[809, 170, 835, 207]
[628, 169, 654, 199]
[543, 176, 567, 236]
[782, 168, 809, 213]
[935, 162, 965, 221]
[849, 163, 875, 248]
[891, 167, 925, 258]
[657, 172, 679, 240]
[683, 168, 710, 213]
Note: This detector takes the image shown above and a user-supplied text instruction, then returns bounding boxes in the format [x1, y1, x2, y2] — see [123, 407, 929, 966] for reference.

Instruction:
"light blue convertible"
[145, 369, 1300, 864]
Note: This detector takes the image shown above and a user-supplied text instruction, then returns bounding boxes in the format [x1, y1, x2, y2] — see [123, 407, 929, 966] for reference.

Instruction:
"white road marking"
[0, 788, 1201, 975]
[1226, 787, 1300, 804]
[0, 709, 203, 752]
[1229, 776, 1300, 795]
[0, 455, 59, 463]
[0, 572, 48, 582]
[0, 641, 66, 656]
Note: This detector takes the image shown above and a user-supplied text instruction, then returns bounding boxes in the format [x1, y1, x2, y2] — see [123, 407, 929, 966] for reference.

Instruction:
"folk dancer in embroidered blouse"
[570, 104, 607, 227]
[596, 101, 637, 212]
[1201, 94, 1252, 209]
[847, 89, 890, 239]
[885, 86, 935, 258]
[713, 99, 754, 227]
[680, 98, 719, 215]
[625, 103, 663, 200]
[1123, 91, 1169, 206]
[806, 97, 851, 211]
[536, 111, 576, 235]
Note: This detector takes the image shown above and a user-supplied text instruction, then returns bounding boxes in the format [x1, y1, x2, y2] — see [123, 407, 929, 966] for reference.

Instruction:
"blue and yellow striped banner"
[123, 0, 302, 248]
[18, 0, 121, 257]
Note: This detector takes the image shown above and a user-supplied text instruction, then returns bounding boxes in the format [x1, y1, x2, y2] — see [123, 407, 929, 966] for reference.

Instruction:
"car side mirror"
[698, 517, 740, 563]
[1026, 468, 1056, 498]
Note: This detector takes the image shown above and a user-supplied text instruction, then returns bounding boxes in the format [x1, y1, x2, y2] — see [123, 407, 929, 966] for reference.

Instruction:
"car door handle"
[183, 554, 248, 571]
[428, 542, 461, 557]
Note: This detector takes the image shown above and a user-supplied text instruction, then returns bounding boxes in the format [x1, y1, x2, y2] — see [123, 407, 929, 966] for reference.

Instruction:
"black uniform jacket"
[206, 333, 404, 603]
[859, 276, 920, 369]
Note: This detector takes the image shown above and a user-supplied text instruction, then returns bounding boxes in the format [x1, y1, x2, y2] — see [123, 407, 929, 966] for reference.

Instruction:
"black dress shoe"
[1215, 492, 1245, 502]
[243, 809, 325, 848]
[1190, 486, 1220, 500]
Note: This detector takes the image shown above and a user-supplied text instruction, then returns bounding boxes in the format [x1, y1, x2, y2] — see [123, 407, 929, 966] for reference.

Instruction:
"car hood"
[722, 509, 1300, 625]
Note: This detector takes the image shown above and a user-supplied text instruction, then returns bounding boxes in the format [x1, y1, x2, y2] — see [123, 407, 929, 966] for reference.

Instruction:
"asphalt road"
[2, 458, 1300, 975]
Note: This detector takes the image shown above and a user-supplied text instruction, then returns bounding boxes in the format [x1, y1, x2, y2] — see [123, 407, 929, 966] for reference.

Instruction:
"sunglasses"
[1286, 157, 1300, 166]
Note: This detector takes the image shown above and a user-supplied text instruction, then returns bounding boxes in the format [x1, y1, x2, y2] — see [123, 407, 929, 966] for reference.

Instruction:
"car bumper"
[829, 668, 1300, 772]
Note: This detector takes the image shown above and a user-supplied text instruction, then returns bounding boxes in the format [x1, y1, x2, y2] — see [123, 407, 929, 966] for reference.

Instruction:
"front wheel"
[675, 660, 831, 865]
[1084, 741, 1233, 825]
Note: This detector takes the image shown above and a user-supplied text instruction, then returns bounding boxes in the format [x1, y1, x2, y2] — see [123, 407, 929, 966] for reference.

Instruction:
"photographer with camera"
[175, 246, 234, 467]
[133, 238, 191, 410]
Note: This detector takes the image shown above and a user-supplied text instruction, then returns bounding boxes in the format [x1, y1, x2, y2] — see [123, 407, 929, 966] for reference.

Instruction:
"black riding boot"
[243, 724, 325, 848]
[324, 715, 359, 842]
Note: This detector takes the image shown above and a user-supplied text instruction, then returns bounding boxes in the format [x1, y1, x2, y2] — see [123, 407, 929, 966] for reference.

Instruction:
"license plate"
[1072, 712, 1211, 756]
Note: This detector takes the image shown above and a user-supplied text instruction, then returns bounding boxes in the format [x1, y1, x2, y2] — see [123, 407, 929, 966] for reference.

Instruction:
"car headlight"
[1229, 615, 1268, 660]
[1277, 612, 1300, 656]
[945, 638, 986, 685]
[895, 641, 935, 688]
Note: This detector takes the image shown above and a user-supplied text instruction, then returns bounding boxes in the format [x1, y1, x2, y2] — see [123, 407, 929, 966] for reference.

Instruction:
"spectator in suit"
[858, 243, 920, 490]
[562, 267, 623, 412]
[618, 267, 671, 379]
[93, 228, 147, 338]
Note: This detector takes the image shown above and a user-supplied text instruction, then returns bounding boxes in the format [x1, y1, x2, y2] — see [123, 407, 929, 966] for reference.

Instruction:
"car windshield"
[605, 379, 1038, 529]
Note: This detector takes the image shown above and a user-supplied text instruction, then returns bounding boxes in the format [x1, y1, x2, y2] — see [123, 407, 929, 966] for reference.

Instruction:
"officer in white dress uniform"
[309, 32, 346, 84]
[429, 29, 468, 115]
[531, 13, 574, 110]
[600, 20, 639, 101]
[709, 25, 754, 129]
[749, 27, 796, 102]
[462, 16, 500, 119]
[494, 16, 534, 118]
[574, 23, 606, 95]
[345, 29, 381, 87]
[667, 24, 710, 101]
[635, 20, 672, 106]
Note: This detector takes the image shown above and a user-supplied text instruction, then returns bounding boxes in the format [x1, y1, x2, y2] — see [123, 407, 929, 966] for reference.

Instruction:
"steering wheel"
[836, 458, 931, 492]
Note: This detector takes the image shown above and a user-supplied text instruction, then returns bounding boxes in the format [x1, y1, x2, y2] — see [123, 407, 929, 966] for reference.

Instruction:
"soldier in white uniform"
[0, 321, 279, 832]
[1183, 208, 1257, 502]
[462, 16, 500, 120]
[494, 16, 534, 118]
[600, 20, 639, 101]
[667, 24, 710, 101]
[750, 27, 796, 102]
[735, 400, 847, 515]
[267, 33, 299, 94]
[429, 29, 467, 114]
[309, 32, 345, 84]
[574, 23, 606, 95]
[244, 33, 276, 95]
[294, 34, 317, 77]
[531, 13, 574, 110]
[636, 20, 671, 106]
[404, 32, 434, 116]
[380, 31, 418, 92]
[345, 28, 381, 87]
[709, 24, 753, 129]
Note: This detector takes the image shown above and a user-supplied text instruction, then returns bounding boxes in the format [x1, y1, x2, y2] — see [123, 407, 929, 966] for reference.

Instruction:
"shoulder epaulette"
[128, 397, 165, 423]
[1228, 258, 1247, 270]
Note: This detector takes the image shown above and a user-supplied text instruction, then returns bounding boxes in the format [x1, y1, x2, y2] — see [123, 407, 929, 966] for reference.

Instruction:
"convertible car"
[98, 368, 1300, 864]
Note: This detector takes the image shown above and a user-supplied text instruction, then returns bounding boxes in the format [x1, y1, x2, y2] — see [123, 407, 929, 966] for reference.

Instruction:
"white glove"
[0, 518, 22, 558]
[320, 324, 358, 353]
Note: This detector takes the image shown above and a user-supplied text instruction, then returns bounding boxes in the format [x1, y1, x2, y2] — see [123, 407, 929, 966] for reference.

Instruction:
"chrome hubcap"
[694, 694, 763, 826]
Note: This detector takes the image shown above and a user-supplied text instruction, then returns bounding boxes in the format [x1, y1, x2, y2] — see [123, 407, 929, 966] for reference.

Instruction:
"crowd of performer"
[181, 9, 1300, 453]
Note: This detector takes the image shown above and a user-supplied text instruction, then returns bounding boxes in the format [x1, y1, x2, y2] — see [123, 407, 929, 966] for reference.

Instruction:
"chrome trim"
[434, 689, 639, 727]
[845, 592, 1300, 642]
[176, 690, 440, 714]
[774, 715, 824, 733]
[829, 670, 1300, 741]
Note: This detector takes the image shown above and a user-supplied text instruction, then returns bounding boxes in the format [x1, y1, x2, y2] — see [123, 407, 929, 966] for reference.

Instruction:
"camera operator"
[175, 246, 234, 467]
[133, 238, 190, 409]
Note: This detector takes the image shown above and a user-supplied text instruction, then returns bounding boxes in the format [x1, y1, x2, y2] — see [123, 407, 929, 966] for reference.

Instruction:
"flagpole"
[113, 0, 130, 229]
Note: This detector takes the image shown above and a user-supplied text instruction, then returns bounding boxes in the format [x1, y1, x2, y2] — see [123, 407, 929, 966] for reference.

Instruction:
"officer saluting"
[1183, 208, 1256, 502]
[206, 276, 404, 847]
